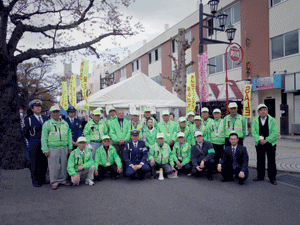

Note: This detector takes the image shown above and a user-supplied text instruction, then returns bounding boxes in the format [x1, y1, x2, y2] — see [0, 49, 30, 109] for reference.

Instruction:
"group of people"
[23, 100, 279, 190]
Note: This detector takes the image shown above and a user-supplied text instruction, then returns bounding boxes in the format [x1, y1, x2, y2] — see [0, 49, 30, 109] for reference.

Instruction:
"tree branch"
[15, 31, 132, 63]
[7, 0, 19, 13]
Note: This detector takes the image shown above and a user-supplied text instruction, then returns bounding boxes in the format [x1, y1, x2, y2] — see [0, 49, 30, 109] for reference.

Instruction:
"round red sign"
[229, 45, 242, 63]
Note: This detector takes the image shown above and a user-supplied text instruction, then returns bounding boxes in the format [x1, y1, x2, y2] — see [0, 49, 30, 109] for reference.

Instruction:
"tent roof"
[77, 72, 186, 109]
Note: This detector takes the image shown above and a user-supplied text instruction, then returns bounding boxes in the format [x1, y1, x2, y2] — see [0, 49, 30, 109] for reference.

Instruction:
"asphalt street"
[1, 168, 300, 225]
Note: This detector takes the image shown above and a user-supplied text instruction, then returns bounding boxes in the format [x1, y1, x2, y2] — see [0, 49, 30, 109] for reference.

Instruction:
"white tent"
[77, 72, 186, 109]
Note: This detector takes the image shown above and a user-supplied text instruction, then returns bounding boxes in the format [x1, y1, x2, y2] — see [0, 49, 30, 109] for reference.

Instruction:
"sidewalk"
[244, 136, 300, 174]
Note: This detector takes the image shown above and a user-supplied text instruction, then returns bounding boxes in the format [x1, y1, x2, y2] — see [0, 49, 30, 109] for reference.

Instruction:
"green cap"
[144, 108, 151, 112]
[109, 107, 116, 112]
[92, 109, 101, 115]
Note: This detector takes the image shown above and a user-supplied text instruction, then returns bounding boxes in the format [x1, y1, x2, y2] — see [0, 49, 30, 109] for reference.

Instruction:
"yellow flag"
[60, 82, 68, 110]
[243, 85, 252, 118]
[79, 59, 89, 110]
[69, 75, 77, 109]
[186, 73, 196, 113]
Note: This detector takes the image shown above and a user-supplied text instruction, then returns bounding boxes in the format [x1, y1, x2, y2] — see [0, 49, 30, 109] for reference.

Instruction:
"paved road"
[1, 168, 300, 225]
[244, 136, 300, 173]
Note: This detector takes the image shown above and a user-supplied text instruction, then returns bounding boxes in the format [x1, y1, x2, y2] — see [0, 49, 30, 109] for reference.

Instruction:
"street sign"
[229, 45, 243, 64]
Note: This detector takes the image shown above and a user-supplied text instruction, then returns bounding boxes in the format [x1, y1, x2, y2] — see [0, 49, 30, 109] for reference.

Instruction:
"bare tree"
[0, 0, 142, 169]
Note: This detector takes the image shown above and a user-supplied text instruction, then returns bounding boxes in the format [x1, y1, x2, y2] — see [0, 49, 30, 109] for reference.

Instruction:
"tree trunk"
[0, 57, 26, 169]
[177, 28, 187, 103]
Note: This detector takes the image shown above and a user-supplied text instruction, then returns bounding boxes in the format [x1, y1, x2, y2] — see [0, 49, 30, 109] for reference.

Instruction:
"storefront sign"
[243, 84, 252, 118]
[253, 75, 281, 91]
[229, 45, 243, 63]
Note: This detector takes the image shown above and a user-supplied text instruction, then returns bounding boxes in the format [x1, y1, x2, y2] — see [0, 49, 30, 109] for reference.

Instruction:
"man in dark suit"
[64, 105, 82, 150]
[191, 131, 215, 180]
[217, 132, 249, 185]
[123, 130, 150, 180]
[23, 99, 49, 187]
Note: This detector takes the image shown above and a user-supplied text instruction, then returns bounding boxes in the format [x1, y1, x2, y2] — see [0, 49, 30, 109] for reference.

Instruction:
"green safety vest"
[143, 126, 158, 148]
[130, 121, 144, 139]
[83, 119, 107, 143]
[94, 145, 122, 170]
[208, 119, 225, 145]
[172, 142, 191, 166]
[224, 114, 246, 139]
[109, 118, 131, 144]
[48, 120, 69, 142]
[141, 117, 157, 128]
[174, 125, 193, 145]
[148, 143, 174, 166]
[157, 120, 177, 144]
[67, 147, 94, 176]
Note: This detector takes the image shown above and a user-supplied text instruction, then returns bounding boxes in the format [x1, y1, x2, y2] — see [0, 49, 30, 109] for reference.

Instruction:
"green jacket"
[187, 121, 194, 127]
[172, 142, 191, 166]
[200, 118, 212, 141]
[143, 126, 158, 148]
[206, 119, 225, 145]
[141, 116, 157, 128]
[41, 118, 72, 153]
[83, 119, 108, 144]
[224, 114, 246, 139]
[94, 145, 122, 170]
[106, 116, 117, 133]
[191, 123, 207, 142]
[67, 147, 94, 177]
[148, 142, 174, 166]
[109, 118, 131, 144]
[174, 125, 193, 145]
[157, 120, 177, 144]
[130, 120, 144, 139]
[252, 114, 278, 146]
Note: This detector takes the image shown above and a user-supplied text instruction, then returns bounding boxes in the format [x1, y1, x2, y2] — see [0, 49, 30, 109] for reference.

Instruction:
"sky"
[18, 0, 209, 75]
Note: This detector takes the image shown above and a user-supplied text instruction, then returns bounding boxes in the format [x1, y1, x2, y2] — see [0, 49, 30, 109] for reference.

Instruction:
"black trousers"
[192, 159, 214, 178]
[255, 142, 277, 180]
[225, 138, 244, 147]
[221, 166, 248, 182]
[212, 144, 224, 170]
[29, 143, 48, 184]
[97, 164, 118, 179]
[175, 161, 192, 174]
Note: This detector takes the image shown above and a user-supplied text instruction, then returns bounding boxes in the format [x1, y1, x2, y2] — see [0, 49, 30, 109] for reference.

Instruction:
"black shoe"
[221, 178, 228, 182]
[270, 180, 277, 185]
[32, 182, 41, 187]
[253, 178, 264, 182]
[238, 180, 244, 185]
[207, 177, 213, 181]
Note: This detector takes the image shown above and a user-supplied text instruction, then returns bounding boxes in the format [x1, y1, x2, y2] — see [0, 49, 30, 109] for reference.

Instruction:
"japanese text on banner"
[60, 82, 68, 110]
[80, 59, 89, 110]
[186, 73, 196, 113]
[243, 84, 252, 118]
[69, 75, 77, 109]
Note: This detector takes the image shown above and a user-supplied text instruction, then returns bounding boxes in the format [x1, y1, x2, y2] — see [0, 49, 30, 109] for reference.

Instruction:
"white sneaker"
[73, 182, 80, 186]
[85, 179, 94, 186]
[167, 172, 178, 179]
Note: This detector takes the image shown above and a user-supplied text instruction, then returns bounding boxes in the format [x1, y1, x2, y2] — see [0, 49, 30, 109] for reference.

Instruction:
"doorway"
[264, 98, 276, 118]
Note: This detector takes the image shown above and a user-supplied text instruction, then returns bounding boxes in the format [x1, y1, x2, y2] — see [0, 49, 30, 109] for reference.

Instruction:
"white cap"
[228, 102, 238, 109]
[77, 137, 87, 143]
[213, 109, 221, 114]
[201, 107, 209, 112]
[194, 131, 203, 137]
[187, 112, 195, 117]
[49, 105, 60, 112]
[177, 132, 185, 138]
[162, 110, 170, 116]
[131, 110, 140, 116]
[257, 104, 268, 111]
[178, 117, 186, 123]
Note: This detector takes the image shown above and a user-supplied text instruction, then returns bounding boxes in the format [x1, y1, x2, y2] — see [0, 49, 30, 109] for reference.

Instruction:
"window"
[185, 30, 191, 42]
[217, 3, 240, 28]
[186, 65, 192, 75]
[208, 58, 216, 74]
[152, 75, 162, 85]
[271, 30, 299, 60]
[215, 55, 223, 73]
[233, 3, 241, 24]
[270, 0, 284, 7]
[208, 54, 241, 75]
[136, 59, 139, 70]
[120, 67, 126, 78]
[208, 18, 214, 36]
[155, 49, 158, 61]
[172, 39, 176, 53]
[132, 62, 135, 72]
[225, 8, 232, 27]
[148, 52, 152, 64]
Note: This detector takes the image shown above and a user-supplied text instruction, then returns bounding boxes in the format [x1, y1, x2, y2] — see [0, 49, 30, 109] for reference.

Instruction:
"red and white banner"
[198, 52, 209, 102]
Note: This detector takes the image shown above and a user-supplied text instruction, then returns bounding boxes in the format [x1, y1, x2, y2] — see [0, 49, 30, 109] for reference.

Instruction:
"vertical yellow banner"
[186, 73, 196, 113]
[69, 75, 77, 109]
[243, 84, 252, 118]
[60, 82, 68, 110]
[80, 59, 89, 111]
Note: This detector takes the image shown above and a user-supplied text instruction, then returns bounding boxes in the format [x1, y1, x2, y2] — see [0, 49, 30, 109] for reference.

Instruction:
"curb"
[248, 166, 300, 176]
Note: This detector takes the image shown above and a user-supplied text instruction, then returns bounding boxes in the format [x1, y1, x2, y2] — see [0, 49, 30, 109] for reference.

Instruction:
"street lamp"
[216, 9, 228, 29]
[208, 0, 220, 14]
[226, 22, 237, 42]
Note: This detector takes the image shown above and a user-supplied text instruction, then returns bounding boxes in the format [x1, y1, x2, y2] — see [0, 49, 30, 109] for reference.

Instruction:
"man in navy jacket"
[64, 105, 82, 150]
[218, 132, 249, 185]
[23, 99, 49, 187]
[123, 130, 150, 180]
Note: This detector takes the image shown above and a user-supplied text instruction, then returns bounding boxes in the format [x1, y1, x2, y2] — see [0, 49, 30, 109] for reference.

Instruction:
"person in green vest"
[67, 137, 95, 186]
[143, 118, 158, 149]
[201, 107, 212, 127]
[191, 115, 207, 142]
[94, 135, 122, 181]
[109, 109, 131, 162]
[172, 132, 192, 175]
[148, 133, 175, 178]
[223, 102, 246, 146]
[141, 108, 157, 128]
[174, 117, 193, 145]
[252, 104, 278, 185]
[83, 109, 107, 159]
[130, 111, 144, 140]
[41, 105, 73, 190]
[186, 112, 195, 127]
[207, 108, 225, 170]
[157, 110, 177, 148]
[106, 107, 117, 132]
